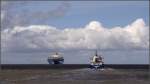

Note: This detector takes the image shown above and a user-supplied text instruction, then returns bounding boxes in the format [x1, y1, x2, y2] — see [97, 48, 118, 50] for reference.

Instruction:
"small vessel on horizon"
[47, 52, 64, 64]
[90, 50, 104, 69]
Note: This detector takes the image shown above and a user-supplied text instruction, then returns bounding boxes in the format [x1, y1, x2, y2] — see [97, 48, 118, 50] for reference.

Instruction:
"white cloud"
[1, 18, 149, 52]
[1, 11, 5, 21]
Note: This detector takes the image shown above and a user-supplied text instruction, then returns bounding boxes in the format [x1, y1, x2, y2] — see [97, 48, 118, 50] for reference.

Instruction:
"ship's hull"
[89, 63, 104, 69]
[47, 58, 64, 64]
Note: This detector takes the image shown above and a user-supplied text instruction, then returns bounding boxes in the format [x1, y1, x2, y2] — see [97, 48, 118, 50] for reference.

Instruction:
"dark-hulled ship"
[47, 52, 64, 64]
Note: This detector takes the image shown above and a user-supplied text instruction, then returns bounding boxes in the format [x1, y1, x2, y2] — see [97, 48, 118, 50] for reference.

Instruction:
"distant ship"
[47, 52, 64, 64]
[90, 50, 104, 69]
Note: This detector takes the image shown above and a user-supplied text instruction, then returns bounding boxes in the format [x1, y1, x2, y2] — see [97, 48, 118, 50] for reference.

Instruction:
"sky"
[1, 1, 149, 64]
[1, 1, 149, 29]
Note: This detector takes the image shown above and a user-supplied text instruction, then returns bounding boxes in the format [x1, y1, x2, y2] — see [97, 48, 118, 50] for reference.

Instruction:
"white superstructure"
[90, 50, 104, 69]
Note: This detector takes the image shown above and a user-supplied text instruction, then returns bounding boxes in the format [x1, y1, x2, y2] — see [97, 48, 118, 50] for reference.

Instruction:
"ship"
[47, 52, 64, 64]
[89, 50, 104, 69]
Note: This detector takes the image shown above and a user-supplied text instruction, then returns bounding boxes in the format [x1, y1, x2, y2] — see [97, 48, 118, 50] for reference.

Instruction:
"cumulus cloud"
[1, 18, 149, 52]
